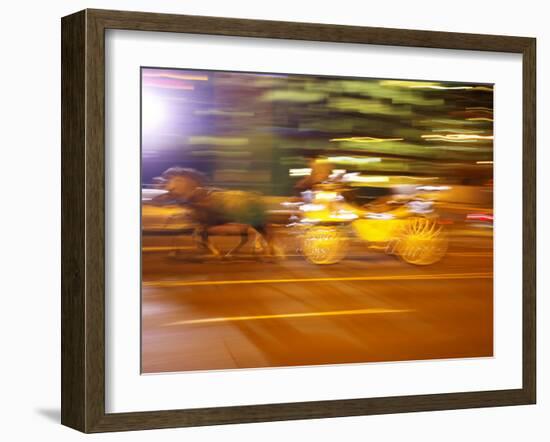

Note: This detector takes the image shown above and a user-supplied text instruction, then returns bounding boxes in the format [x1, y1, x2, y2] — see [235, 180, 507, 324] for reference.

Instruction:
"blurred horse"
[154, 167, 279, 259]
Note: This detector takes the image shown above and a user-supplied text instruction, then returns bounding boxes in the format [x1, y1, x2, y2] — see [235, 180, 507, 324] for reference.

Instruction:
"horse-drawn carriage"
[142, 167, 449, 265]
[293, 183, 449, 265]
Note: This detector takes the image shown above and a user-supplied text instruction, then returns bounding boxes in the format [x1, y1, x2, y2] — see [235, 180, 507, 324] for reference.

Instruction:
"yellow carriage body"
[299, 188, 448, 265]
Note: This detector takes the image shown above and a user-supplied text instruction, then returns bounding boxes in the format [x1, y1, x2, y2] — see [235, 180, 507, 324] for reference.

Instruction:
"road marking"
[447, 252, 493, 257]
[142, 246, 196, 253]
[166, 307, 413, 326]
[144, 272, 493, 288]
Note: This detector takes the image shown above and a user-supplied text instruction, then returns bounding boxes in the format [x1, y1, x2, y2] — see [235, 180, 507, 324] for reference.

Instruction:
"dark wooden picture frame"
[61, 8, 536, 433]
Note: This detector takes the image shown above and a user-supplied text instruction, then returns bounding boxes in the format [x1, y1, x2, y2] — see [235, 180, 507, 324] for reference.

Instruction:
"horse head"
[160, 167, 208, 202]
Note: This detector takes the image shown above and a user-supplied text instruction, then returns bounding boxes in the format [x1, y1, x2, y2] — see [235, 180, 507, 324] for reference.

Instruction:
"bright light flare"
[142, 91, 168, 133]
[342, 173, 389, 183]
[320, 156, 382, 165]
[422, 134, 494, 143]
[467, 117, 494, 122]
[330, 136, 403, 143]
[143, 72, 208, 81]
[289, 168, 312, 177]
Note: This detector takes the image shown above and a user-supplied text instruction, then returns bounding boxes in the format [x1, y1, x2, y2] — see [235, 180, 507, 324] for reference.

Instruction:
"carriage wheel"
[396, 217, 448, 265]
[302, 226, 349, 265]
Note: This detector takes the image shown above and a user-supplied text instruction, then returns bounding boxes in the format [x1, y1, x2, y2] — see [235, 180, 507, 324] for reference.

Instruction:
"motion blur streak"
[141, 67, 494, 373]
[166, 308, 413, 326]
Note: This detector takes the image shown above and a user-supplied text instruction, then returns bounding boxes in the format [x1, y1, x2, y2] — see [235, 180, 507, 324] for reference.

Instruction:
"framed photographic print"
[61, 9, 536, 433]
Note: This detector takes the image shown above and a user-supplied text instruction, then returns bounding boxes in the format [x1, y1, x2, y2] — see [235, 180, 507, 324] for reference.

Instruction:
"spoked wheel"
[396, 217, 448, 265]
[302, 226, 349, 265]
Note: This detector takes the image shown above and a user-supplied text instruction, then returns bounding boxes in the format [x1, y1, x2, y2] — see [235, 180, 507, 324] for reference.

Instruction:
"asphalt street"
[141, 233, 493, 373]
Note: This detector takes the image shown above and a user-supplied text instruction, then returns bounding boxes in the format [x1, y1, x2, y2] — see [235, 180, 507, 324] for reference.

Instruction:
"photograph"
[140, 67, 494, 374]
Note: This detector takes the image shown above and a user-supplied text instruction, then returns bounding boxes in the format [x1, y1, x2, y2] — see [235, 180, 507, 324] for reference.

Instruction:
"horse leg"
[225, 227, 249, 258]
[253, 225, 285, 260]
[249, 226, 267, 256]
[265, 226, 285, 259]
[199, 228, 222, 258]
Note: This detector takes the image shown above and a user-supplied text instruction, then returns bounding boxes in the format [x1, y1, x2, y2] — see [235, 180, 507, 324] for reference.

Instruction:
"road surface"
[141, 234, 493, 373]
